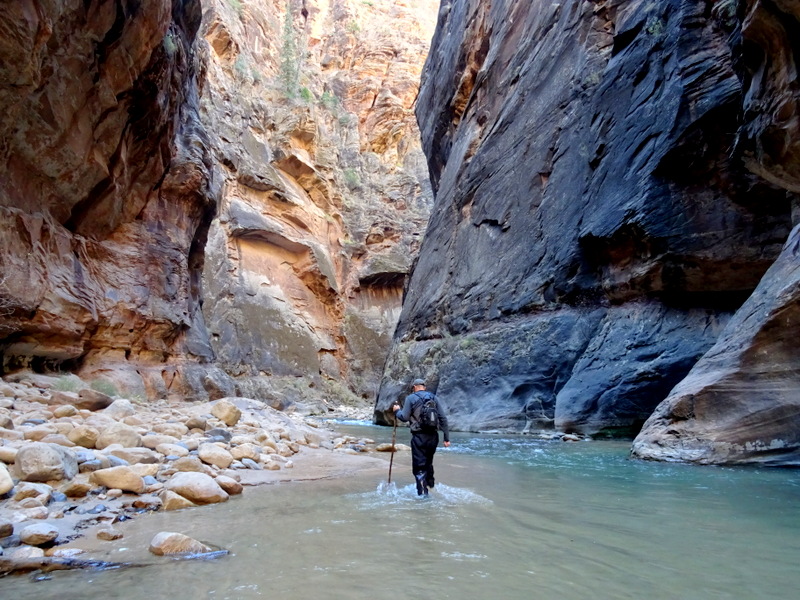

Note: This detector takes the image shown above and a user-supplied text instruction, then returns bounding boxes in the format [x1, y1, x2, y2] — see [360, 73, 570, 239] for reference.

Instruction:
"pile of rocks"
[0, 372, 341, 563]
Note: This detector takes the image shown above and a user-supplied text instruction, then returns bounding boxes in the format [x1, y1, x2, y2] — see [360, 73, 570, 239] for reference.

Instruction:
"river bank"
[0, 372, 394, 575]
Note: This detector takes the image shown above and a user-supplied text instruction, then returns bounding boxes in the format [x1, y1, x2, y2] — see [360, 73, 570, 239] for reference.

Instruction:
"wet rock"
[149, 531, 213, 556]
[17, 497, 45, 509]
[14, 443, 78, 482]
[13, 482, 52, 505]
[633, 225, 800, 465]
[46, 547, 85, 558]
[164, 472, 229, 505]
[97, 527, 123, 541]
[132, 496, 162, 510]
[61, 479, 93, 498]
[89, 466, 146, 494]
[241, 458, 261, 470]
[211, 400, 241, 427]
[160, 490, 197, 511]
[378, 0, 795, 440]
[9, 545, 45, 559]
[374, 443, 397, 452]
[0, 519, 14, 538]
[19, 523, 58, 546]
[198, 443, 233, 469]
[214, 475, 242, 495]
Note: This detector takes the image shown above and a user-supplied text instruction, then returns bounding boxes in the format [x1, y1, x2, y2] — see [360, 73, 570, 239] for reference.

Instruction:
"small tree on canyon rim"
[279, 4, 301, 99]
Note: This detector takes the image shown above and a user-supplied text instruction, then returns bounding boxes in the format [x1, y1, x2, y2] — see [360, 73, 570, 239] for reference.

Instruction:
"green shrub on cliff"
[90, 379, 119, 398]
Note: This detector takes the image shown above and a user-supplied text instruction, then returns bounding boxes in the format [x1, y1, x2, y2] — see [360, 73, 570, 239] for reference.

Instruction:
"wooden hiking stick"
[387, 417, 398, 484]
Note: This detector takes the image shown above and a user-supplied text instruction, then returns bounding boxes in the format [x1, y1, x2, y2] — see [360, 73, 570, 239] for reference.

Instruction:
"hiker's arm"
[393, 395, 413, 422]
[436, 398, 450, 443]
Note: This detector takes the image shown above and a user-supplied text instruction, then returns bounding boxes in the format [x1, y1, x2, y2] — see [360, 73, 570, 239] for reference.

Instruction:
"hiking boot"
[415, 473, 428, 496]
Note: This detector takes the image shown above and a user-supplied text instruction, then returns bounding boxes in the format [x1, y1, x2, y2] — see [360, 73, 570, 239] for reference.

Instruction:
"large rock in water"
[376, 0, 798, 451]
[632, 224, 800, 465]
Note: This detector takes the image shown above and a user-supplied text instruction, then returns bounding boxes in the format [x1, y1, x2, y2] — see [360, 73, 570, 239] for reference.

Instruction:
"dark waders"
[387, 418, 398, 484]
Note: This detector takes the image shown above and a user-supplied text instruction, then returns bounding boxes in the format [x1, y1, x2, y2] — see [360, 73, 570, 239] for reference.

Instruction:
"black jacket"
[395, 391, 450, 442]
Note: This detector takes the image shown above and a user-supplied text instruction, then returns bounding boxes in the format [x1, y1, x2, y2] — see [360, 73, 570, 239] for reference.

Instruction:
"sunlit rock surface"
[0, 0, 215, 399]
[376, 0, 798, 455]
[0, 0, 438, 406]
[198, 0, 436, 404]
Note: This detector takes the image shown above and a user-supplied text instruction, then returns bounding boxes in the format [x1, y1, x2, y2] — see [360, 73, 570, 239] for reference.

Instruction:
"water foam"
[353, 481, 493, 510]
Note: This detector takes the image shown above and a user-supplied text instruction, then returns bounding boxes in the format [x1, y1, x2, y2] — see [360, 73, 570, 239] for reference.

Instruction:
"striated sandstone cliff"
[0, 0, 216, 399]
[377, 0, 800, 463]
[198, 0, 436, 407]
[0, 0, 437, 409]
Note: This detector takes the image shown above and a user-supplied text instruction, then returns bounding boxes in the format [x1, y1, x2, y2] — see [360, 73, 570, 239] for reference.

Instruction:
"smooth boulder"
[0, 463, 13, 495]
[19, 522, 59, 546]
[164, 472, 228, 504]
[197, 443, 233, 469]
[89, 466, 145, 494]
[211, 399, 241, 427]
[149, 531, 214, 556]
[95, 423, 141, 450]
[14, 443, 78, 482]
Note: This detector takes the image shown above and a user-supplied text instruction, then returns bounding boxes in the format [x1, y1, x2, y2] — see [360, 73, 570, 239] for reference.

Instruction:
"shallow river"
[3, 422, 800, 599]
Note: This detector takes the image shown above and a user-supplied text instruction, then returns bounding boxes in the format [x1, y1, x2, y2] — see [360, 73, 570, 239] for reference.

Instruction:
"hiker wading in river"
[392, 379, 450, 496]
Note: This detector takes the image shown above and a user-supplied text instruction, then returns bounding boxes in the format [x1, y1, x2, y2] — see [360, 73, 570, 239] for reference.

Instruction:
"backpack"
[414, 393, 439, 432]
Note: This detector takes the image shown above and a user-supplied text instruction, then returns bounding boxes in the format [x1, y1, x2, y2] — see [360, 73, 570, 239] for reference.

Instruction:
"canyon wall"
[377, 0, 800, 463]
[198, 0, 436, 408]
[0, 0, 437, 409]
[0, 0, 216, 399]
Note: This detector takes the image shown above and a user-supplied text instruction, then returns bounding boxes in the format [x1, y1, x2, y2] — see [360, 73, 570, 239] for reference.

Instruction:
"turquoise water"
[2, 423, 799, 599]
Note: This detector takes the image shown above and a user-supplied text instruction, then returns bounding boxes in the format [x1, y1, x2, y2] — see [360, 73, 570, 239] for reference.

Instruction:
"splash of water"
[357, 481, 492, 510]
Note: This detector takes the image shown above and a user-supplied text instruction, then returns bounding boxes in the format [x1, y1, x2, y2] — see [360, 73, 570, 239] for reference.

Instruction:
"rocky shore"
[0, 372, 390, 575]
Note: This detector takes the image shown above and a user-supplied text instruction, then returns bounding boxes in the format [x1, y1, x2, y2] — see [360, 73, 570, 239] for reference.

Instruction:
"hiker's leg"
[410, 434, 427, 494]
[426, 438, 437, 488]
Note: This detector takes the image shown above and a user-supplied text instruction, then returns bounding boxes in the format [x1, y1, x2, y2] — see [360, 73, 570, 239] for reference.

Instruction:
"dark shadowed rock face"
[632, 224, 800, 465]
[632, 0, 800, 465]
[376, 0, 798, 451]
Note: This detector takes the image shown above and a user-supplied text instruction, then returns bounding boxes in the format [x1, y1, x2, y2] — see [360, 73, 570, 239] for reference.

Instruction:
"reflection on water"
[2, 423, 800, 600]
